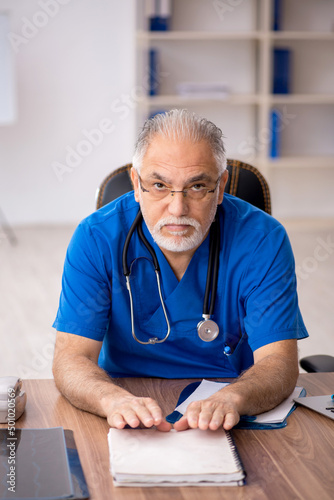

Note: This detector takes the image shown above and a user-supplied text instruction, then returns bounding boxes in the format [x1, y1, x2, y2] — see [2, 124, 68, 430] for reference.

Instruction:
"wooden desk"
[1, 373, 333, 499]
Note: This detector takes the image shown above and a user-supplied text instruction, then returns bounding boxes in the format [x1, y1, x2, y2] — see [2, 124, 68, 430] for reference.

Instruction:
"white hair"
[132, 109, 226, 174]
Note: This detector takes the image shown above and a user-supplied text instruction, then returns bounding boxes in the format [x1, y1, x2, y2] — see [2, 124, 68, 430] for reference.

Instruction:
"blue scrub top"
[53, 192, 308, 378]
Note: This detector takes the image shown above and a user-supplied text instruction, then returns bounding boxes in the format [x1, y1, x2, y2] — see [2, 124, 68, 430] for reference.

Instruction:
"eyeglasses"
[138, 175, 221, 201]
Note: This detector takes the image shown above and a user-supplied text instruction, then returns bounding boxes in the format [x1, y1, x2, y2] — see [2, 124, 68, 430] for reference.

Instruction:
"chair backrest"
[96, 159, 271, 215]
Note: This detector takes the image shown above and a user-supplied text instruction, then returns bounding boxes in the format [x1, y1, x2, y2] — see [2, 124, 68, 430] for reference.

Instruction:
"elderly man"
[53, 109, 308, 432]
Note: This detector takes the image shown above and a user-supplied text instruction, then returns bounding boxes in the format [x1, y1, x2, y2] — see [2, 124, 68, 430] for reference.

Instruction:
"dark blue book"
[273, 0, 281, 31]
[149, 0, 171, 31]
[150, 16, 170, 31]
[270, 109, 280, 158]
[148, 48, 159, 96]
[273, 48, 291, 94]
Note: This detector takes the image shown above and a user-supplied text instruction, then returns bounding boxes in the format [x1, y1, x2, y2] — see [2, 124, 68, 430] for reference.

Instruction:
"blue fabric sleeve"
[53, 222, 111, 341]
[242, 225, 307, 351]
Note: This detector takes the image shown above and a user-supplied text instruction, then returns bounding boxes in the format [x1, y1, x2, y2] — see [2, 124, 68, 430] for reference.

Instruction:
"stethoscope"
[122, 209, 233, 355]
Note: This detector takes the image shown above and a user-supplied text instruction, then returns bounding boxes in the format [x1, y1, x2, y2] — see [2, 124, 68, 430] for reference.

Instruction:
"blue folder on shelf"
[148, 0, 171, 31]
[148, 48, 159, 96]
[270, 109, 280, 159]
[273, 48, 291, 94]
[166, 380, 306, 430]
[273, 0, 281, 31]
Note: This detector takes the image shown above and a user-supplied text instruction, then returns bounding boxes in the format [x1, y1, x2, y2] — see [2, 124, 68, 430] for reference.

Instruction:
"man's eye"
[191, 184, 206, 191]
[153, 182, 167, 190]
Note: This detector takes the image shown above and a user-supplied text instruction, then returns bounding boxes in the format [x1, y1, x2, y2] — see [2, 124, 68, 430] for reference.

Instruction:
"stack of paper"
[108, 427, 245, 487]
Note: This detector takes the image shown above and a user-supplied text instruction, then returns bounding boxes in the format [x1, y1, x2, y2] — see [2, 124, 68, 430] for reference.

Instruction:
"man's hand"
[53, 332, 172, 431]
[103, 393, 172, 432]
[175, 340, 299, 432]
[173, 391, 240, 432]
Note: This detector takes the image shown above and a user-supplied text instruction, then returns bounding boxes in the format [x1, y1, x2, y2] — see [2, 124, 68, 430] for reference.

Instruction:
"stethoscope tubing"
[203, 215, 220, 317]
[123, 210, 170, 344]
[122, 208, 220, 345]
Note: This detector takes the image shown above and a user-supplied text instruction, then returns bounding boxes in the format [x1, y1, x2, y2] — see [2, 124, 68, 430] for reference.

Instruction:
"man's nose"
[167, 191, 190, 217]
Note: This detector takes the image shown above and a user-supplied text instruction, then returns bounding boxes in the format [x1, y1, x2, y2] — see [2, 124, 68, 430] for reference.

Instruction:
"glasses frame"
[137, 175, 222, 201]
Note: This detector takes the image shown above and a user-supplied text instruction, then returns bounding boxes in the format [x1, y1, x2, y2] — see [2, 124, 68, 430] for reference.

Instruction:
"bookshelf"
[135, 0, 334, 215]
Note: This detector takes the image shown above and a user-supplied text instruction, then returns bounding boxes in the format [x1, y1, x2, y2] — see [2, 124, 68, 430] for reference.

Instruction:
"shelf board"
[269, 94, 334, 104]
[270, 31, 334, 41]
[137, 30, 262, 41]
[141, 94, 334, 106]
[137, 30, 334, 42]
[141, 94, 261, 106]
[266, 157, 334, 168]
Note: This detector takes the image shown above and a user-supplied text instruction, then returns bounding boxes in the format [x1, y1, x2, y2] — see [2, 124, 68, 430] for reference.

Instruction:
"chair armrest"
[299, 355, 334, 373]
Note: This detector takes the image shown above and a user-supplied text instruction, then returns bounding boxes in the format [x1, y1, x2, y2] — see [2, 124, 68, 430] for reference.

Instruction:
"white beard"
[139, 194, 218, 253]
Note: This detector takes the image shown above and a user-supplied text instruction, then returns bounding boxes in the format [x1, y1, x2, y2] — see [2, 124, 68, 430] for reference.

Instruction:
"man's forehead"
[145, 171, 216, 183]
[146, 134, 212, 152]
[142, 135, 217, 171]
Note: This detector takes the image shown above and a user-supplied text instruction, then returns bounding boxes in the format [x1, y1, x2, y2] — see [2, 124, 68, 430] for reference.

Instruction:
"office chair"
[96, 159, 272, 214]
[96, 160, 334, 373]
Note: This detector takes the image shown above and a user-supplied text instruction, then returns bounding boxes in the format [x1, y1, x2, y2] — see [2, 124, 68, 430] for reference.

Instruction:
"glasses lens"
[186, 189, 207, 200]
[140, 178, 217, 201]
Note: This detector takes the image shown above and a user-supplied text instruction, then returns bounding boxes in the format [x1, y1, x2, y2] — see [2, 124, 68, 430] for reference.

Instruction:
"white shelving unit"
[135, 0, 334, 216]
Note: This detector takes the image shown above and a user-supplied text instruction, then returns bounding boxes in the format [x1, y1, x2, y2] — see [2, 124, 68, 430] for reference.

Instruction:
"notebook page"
[108, 427, 240, 477]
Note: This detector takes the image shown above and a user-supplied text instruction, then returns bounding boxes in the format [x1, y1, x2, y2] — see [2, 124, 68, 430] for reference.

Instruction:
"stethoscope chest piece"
[197, 318, 219, 342]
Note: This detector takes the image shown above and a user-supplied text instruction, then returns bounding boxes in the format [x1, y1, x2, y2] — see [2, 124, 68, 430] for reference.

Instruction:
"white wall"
[0, 0, 136, 226]
[0, 12, 16, 124]
[1, 0, 334, 226]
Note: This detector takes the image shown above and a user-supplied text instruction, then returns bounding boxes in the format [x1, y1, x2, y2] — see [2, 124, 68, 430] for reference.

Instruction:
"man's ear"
[131, 167, 140, 202]
[217, 169, 229, 205]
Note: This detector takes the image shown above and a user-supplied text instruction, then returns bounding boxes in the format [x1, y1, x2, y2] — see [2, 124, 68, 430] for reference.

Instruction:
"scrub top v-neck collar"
[140, 216, 212, 300]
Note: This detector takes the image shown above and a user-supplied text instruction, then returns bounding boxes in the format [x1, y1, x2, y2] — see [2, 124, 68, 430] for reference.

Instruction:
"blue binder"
[270, 109, 280, 158]
[149, 0, 171, 31]
[273, 0, 281, 31]
[166, 381, 306, 430]
[149, 48, 159, 96]
[273, 48, 291, 94]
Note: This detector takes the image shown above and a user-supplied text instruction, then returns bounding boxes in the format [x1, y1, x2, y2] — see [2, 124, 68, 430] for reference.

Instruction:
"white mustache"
[155, 217, 201, 232]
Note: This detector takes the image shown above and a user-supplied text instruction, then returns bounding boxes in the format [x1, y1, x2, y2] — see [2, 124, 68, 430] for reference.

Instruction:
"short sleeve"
[53, 222, 111, 340]
[242, 225, 308, 351]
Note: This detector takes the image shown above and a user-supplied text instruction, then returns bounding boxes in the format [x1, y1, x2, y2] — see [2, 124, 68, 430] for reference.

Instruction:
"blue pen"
[331, 394, 334, 400]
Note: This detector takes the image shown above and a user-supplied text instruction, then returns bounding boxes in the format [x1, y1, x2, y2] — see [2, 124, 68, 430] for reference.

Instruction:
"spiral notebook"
[108, 427, 246, 487]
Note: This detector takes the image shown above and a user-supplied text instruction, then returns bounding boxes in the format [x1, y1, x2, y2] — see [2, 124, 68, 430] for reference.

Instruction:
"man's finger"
[125, 397, 165, 428]
[208, 409, 225, 431]
[156, 420, 172, 432]
[223, 411, 239, 430]
[122, 409, 141, 428]
[109, 413, 127, 429]
[198, 407, 216, 430]
[173, 416, 190, 431]
[185, 402, 202, 429]
[143, 398, 164, 426]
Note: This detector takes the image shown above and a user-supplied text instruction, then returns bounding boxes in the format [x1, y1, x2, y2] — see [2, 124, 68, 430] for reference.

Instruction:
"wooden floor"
[1, 219, 334, 378]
